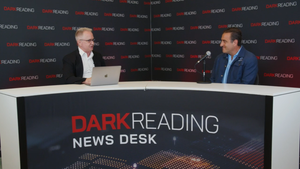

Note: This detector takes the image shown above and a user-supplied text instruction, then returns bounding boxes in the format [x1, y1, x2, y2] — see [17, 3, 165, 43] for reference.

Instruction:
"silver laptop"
[90, 66, 121, 86]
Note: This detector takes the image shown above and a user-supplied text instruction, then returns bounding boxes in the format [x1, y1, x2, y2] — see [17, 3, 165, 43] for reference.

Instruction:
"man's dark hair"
[223, 28, 242, 46]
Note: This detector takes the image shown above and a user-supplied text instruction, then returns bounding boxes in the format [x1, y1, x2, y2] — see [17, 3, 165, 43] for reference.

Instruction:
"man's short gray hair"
[75, 27, 92, 41]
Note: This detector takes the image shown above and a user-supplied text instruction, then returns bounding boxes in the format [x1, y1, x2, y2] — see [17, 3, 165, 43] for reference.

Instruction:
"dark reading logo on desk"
[71, 112, 219, 148]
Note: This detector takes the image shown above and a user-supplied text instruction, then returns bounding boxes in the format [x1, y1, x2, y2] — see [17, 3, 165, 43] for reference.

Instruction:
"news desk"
[0, 81, 299, 169]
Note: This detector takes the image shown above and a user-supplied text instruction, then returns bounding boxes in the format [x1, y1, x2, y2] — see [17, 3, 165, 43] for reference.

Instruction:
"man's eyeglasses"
[80, 39, 95, 43]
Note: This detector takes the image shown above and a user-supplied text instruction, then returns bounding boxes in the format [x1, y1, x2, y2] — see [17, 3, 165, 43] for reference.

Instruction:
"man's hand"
[82, 78, 92, 85]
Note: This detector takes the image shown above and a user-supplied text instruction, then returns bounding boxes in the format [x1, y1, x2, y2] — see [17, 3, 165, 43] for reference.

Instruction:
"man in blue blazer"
[210, 28, 258, 84]
[63, 27, 105, 84]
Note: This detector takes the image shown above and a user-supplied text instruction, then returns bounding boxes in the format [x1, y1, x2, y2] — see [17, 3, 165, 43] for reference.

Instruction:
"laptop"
[89, 66, 121, 86]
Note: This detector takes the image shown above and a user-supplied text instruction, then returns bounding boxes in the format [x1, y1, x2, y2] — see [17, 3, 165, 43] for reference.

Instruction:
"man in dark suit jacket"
[63, 27, 105, 85]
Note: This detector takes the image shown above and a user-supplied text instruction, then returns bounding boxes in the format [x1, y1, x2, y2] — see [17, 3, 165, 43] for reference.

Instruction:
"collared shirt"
[78, 47, 94, 78]
[222, 46, 242, 83]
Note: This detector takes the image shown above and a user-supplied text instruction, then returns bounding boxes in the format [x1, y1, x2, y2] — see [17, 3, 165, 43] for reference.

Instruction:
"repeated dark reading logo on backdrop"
[1, 0, 300, 88]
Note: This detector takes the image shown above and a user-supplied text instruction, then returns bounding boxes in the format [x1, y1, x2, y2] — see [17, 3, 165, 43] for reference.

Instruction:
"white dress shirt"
[78, 47, 95, 78]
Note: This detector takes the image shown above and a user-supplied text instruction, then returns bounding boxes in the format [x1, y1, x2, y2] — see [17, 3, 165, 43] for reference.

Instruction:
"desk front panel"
[18, 90, 268, 169]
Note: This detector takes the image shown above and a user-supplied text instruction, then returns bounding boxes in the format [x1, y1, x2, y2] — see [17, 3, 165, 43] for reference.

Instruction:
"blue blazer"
[210, 46, 258, 84]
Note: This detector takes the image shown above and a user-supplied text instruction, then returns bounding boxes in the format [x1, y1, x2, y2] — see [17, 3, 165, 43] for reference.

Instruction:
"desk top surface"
[0, 81, 299, 97]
